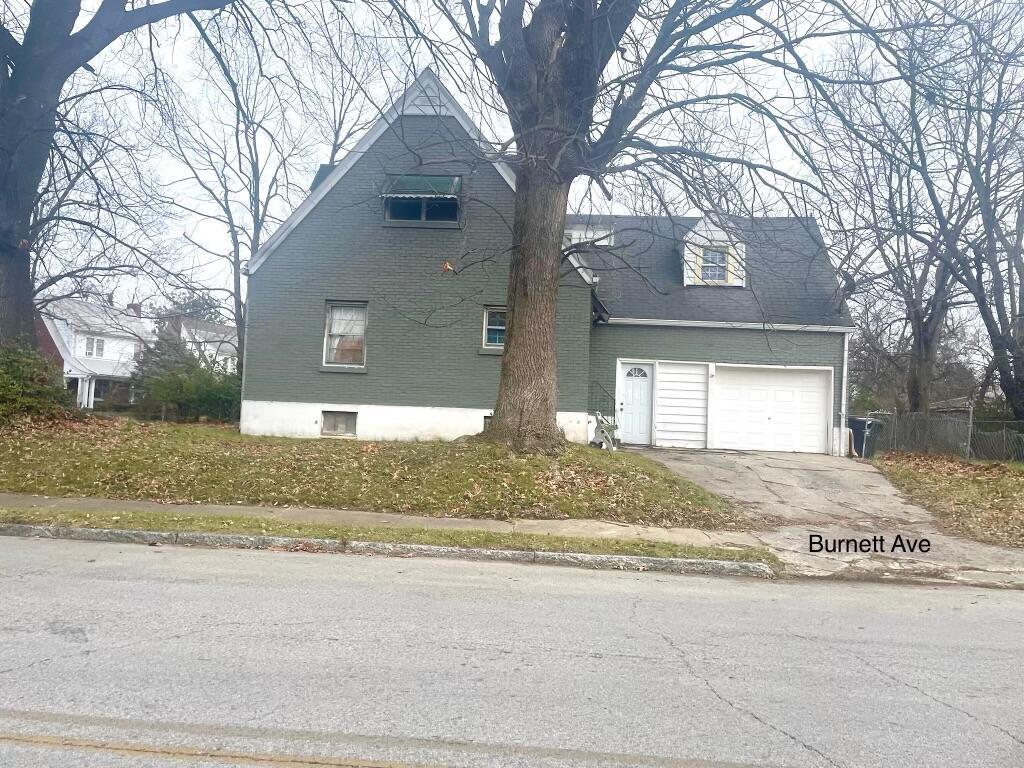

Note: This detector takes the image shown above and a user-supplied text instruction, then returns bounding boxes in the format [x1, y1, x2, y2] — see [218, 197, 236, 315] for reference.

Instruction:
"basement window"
[322, 410, 357, 437]
[383, 175, 461, 222]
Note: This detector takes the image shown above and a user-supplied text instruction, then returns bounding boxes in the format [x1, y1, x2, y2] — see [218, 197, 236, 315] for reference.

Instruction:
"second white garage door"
[712, 366, 831, 453]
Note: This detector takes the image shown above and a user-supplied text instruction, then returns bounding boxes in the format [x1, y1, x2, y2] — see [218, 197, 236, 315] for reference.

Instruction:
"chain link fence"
[859, 410, 1024, 462]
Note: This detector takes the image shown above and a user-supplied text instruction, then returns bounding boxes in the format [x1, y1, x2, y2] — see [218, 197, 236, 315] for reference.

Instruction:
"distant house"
[36, 298, 155, 409]
[165, 316, 239, 373]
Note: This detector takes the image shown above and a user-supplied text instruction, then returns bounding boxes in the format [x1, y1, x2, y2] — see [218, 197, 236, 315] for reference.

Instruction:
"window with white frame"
[324, 303, 368, 366]
[700, 248, 729, 282]
[84, 336, 104, 358]
[483, 307, 506, 348]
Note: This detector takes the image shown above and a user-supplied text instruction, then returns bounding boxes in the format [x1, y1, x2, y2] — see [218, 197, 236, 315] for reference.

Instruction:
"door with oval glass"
[619, 363, 653, 444]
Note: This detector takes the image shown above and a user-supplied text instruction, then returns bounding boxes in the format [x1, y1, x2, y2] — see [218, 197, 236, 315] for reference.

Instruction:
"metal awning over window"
[382, 175, 462, 199]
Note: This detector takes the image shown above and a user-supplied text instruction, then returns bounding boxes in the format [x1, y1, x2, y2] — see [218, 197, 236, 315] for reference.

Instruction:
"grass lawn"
[0, 417, 744, 529]
[0, 507, 778, 565]
[876, 453, 1024, 549]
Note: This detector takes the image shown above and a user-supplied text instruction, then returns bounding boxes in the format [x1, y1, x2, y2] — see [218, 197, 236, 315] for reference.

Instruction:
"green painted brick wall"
[243, 114, 592, 412]
[589, 325, 847, 421]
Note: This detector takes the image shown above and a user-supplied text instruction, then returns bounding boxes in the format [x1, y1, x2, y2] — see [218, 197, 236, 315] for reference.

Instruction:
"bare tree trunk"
[232, 259, 245, 374]
[0, 242, 35, 345]
[906, 343, 934, 412]
[992, 337, 1024, 421]
[0, 80, 61, 347]
[488, 170, 571, 451]
[906, 313, 943, 412]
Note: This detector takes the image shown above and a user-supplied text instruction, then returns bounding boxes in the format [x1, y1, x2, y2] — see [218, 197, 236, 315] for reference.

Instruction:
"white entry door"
[619, 363, 653, 444]
[713, 366, 831, 453]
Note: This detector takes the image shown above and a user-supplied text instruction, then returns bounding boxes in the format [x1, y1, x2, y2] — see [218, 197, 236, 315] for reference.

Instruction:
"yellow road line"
[0, 731, 434, 767]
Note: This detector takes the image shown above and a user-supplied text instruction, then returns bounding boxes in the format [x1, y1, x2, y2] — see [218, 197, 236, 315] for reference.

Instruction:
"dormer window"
[682, 228, 746, 287]
[383, 175, 461, 223]
[700, 248, 728, 282]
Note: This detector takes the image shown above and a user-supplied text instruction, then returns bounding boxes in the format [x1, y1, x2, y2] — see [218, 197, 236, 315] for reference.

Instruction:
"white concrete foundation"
[241, 400, 591, 444]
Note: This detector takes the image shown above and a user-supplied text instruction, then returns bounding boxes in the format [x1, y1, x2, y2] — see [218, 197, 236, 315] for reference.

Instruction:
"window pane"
[85, 337, 94, 356]
[425, 198, 458, 221]
[326, 305, 367, 365]
[387, 198, 422, 220]
[701, 249, 728, 281]
[388, 175, 461, 195]
[95, 339, 104, 358]
[485, 309, 506, 346]
[322, 410, 357, 436]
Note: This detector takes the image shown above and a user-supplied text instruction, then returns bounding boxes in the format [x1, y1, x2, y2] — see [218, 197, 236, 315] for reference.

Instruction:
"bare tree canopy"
[0, 0, 290, 346]
[807, 0, 1024, 417]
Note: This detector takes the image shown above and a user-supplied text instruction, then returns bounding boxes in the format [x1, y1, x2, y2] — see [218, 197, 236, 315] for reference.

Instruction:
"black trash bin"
[848, 417, 882, 458]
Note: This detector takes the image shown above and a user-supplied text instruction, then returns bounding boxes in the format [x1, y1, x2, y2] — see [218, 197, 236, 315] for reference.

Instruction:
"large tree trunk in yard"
[905, 351, 932, 413]
[0, 242, 35, 346]
[487, 170, 571, 452]
[0, 69, 63, 348]
[0, 42, 70, 352]
[993, 339, 1024, 421]
[906, 320, 941, 413]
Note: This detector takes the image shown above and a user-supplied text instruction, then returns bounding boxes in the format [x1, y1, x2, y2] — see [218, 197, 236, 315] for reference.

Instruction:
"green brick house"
[242, 70, 855, 455]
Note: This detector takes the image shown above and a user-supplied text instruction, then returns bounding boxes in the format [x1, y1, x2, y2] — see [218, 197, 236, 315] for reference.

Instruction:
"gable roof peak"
[250, 66, 515, 273]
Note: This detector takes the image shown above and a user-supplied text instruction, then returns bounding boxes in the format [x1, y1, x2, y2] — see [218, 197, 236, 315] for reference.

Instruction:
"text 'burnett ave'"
[808, 534, 931, 554]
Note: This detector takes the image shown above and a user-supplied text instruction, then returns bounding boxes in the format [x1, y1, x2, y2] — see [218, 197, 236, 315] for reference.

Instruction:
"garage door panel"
[712, 367, 830, 454]
[654, 362, 708, 449]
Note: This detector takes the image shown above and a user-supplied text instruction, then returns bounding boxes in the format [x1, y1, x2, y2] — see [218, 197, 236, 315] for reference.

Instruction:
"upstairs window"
[483, 307, 506, 348]
[700, 248, 729, 282]
[85, 337, 104, 358]
[383, 175, 461, 223]
[324, 303, 368, 366]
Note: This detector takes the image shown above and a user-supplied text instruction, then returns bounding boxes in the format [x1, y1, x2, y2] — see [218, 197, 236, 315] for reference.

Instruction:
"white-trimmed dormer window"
[682, 218, 746, 287]
[700, 248, 729, 282]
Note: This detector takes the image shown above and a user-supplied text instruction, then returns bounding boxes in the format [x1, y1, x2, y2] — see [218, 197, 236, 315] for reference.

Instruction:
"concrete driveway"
[645, 448, 1024, 588]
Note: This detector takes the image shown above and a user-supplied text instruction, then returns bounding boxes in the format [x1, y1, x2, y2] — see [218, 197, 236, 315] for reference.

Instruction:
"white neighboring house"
[36, 298, 156, 409]
[168, 316, 239, 373]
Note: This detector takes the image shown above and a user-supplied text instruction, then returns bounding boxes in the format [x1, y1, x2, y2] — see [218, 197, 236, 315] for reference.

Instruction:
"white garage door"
[654, 362, 708, 448]
[713, 366, 831, 453]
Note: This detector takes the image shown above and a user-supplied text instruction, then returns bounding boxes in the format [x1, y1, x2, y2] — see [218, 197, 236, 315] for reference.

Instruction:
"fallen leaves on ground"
[0, 416, 747, 529]
[876, 452, 1024, 549]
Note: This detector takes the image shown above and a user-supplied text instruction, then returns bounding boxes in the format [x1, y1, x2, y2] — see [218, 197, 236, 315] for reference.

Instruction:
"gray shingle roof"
[567, 214, 853, 327]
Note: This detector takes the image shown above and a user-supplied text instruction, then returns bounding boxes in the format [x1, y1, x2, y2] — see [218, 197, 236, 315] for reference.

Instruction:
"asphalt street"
[0, 537, 1021, 768]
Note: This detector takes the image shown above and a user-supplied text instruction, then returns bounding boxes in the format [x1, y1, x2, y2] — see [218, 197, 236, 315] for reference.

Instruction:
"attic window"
[701, 248, 728, 282]
[683, 239, 745, 287]
[383, 175, 462, 222]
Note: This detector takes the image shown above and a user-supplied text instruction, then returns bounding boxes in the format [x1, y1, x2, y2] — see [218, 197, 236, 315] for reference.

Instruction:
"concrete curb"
[0, 523, 776, 580]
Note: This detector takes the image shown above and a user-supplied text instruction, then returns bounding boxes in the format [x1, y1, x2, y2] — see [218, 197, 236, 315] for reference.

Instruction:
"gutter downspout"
[840, 331, 850, 456]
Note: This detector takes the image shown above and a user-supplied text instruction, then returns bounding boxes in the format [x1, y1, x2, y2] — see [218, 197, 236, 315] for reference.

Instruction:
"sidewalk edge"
[0, 523, 776, 580]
